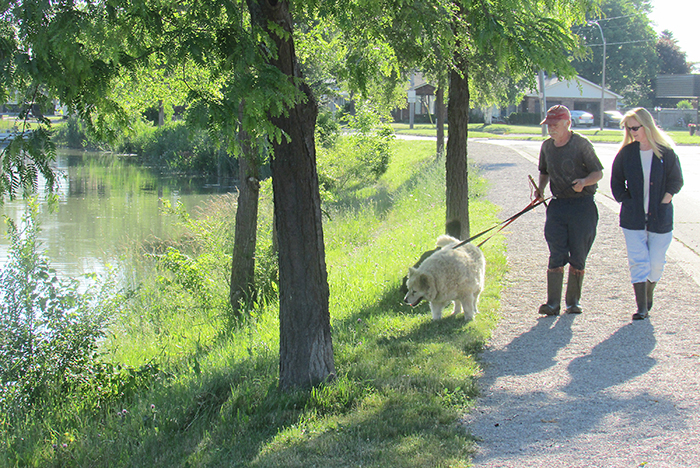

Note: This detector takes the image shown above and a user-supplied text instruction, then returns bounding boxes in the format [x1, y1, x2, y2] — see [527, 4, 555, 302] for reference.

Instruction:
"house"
[517, 75, 622, 122]
[393, 73, 623, 125]
[392, 73, 437, 123]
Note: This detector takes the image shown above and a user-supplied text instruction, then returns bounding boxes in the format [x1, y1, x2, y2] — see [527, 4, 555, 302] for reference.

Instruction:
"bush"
[55, 117, 239, 177]
[316, 107, 340, 149]
[118, 121, 237, 176]
[53, 116, 112, 150]
[0, 200, 121, 418]
[317, 103, 394, 198]
[507, 112, 541, 125]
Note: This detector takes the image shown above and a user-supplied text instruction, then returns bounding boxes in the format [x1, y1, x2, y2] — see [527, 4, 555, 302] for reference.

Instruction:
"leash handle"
[529, 174, 547, 207]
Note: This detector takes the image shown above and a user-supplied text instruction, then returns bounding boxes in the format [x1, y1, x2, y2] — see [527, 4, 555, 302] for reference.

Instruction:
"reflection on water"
[0, 149, 237, 278]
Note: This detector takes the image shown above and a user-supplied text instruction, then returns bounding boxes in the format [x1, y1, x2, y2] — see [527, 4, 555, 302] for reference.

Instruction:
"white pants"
[622, 228, 673, 284]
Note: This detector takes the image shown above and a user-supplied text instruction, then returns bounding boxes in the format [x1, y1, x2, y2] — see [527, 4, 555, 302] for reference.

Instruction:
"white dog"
[404, 235, 486, 322]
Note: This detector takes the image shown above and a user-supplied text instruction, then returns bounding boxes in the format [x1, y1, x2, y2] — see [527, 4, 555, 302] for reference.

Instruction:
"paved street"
[482, 138, 700, 286]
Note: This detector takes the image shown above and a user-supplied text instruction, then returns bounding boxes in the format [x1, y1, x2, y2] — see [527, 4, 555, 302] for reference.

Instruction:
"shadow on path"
[483, 314, 574, 378]
[564, 320, 656, 396]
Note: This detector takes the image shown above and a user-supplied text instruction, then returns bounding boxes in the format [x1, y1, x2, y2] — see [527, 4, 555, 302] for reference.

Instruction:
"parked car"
[604, 110, 624, 128]
[570, 110, 594, 127]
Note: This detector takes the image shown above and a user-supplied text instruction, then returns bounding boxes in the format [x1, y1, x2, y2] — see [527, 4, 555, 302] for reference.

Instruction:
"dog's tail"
[436, 234, 460, 248]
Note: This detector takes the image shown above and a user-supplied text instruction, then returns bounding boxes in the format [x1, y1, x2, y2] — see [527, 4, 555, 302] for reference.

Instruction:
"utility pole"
[589, 20, 606, 131]
[539, 70, 547, 137]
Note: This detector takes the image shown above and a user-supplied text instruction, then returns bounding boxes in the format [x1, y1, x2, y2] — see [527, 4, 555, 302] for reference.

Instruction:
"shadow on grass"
[131, 281, 483, 467]
[329, 158, 439, 219]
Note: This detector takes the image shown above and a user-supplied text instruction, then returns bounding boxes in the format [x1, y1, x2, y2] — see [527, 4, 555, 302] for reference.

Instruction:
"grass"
[392, 122, 700, 145]
[1, 138, 506, 467]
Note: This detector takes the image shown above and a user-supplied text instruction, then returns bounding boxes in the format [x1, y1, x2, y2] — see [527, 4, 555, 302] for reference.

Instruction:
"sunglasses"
[627, 125, 643, 132]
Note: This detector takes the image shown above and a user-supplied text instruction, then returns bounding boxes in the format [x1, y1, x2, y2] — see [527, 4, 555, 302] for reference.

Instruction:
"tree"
[573, 0, 658, 107]
[246, 0, 335, 389]
[322, 0, 591, 239]
[656, 30, 691, 75]
[229, 102, 261, 316]
[4, 0, 334, 390]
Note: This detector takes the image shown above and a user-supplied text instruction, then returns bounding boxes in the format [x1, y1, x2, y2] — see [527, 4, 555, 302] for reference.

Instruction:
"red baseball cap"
[540, 105, 571, 125]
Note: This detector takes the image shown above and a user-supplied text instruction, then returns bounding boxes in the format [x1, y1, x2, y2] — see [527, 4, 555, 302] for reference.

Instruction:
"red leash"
[452, 176, 550, 248]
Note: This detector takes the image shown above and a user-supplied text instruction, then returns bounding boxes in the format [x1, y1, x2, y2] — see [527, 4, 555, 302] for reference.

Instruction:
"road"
[480, 138, 700, 286]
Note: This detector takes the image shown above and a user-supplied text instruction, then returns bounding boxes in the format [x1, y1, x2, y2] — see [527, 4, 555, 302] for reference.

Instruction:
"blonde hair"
[620, 107, 675, 159]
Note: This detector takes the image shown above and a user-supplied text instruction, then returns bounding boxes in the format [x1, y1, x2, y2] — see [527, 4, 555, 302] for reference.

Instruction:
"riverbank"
[0, 138, 505, 467]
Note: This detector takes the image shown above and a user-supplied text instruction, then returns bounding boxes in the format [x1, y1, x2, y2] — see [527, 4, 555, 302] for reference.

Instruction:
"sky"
[647, 0, 700, 67]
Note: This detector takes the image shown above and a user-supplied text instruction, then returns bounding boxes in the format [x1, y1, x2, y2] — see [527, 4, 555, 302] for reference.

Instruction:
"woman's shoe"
[632, 282, 648, 320]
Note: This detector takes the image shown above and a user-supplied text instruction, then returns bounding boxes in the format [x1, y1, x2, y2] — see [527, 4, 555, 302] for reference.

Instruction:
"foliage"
[148, 198, 238, 307]
[0, 115, 58, 202]
[656, 30, 692, 76]
[676, 100, 694, 110]
[0, 199, 123, 421]
[317, 103, 395, 198]
[54, 117, 241, 177]
[0, 0, 302, 193]
[315, 107, 341, 150]
[121, 121, 235, 175]
[572, 0, 668, 108]
[507, 112, 542, 126]
[53, 115, 92, 150]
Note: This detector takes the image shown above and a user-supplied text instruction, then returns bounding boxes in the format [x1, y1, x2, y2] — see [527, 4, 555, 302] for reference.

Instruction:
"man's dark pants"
[544, 196, 599, 271]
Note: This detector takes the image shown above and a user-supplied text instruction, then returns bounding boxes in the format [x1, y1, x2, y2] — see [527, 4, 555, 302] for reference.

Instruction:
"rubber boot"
[539, 268, 564, 316]
[632, 282, 648, 320]
[565, 267, 585, 314]
[646, 280, 657, 311]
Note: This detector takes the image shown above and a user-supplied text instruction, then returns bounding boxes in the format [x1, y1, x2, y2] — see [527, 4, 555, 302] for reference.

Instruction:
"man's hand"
[572, 171, 603, 193]
[530, 174, 545, 201]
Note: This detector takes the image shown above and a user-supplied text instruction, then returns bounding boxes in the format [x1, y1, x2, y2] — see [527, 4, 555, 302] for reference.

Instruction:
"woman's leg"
[622, 228, 651, 283]
[647, 231, 673, 283]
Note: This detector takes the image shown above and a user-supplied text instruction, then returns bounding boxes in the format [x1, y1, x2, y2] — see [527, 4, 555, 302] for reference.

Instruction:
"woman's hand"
[661, 192, 673, 204]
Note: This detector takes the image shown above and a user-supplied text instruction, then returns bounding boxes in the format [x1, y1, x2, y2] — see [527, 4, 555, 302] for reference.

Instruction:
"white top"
[640, 149, 654, 214]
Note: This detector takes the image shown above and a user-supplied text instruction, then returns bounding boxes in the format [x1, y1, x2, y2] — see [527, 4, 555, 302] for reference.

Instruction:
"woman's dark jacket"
[610, 141, 683, 233]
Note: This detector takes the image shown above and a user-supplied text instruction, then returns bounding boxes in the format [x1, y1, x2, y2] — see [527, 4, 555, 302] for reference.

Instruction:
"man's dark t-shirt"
[538, 132, 603, 199]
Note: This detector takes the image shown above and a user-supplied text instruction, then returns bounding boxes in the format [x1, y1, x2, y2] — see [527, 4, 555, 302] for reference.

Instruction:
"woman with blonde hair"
[610, 107, 684, 320]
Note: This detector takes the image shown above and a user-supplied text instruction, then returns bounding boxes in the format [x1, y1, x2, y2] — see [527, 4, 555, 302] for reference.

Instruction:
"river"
[0, 149, 237, 279]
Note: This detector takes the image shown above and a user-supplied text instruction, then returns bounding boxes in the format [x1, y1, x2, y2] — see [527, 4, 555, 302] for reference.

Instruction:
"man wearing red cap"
[534, 105, 604, 316]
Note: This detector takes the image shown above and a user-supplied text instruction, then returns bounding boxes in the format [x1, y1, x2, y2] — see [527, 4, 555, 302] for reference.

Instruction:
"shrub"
[54, 117, 239, 177]
[120, 121, 237, 176]
[0, 200, 121, 418]
[317, 103, 394, 197]
[507, 112, 541, 125]
[316, 107, 340, 149]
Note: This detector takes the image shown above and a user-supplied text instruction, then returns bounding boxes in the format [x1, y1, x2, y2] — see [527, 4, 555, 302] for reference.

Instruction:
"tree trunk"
[436, 83, 446, 160]
[445, 62, 470, 240]
[229, 105, 259, 315]
[158, 99, 165, 127]
[247, 0, 335, 390]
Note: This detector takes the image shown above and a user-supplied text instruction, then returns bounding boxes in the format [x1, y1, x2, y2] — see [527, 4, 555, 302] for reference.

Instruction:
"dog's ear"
[408, 267, 418, 277]
[419, 273, 430, 290]
[419, 272, 436, 299]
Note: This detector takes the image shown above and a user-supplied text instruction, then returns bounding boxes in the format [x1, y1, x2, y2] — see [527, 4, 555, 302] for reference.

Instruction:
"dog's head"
[404, 267, 436, 306]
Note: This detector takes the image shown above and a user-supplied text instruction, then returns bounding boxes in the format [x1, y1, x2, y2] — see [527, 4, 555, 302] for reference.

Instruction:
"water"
[0, 149, 237, 279]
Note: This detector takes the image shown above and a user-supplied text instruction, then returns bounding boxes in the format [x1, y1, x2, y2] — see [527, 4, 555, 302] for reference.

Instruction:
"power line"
[588, 39, 654, 47]
[572, 13, 647, 32]
[592, 13, 646, 22]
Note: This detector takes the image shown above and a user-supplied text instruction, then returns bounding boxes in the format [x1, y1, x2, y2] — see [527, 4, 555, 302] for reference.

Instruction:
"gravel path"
[466, 140, 700, 468]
